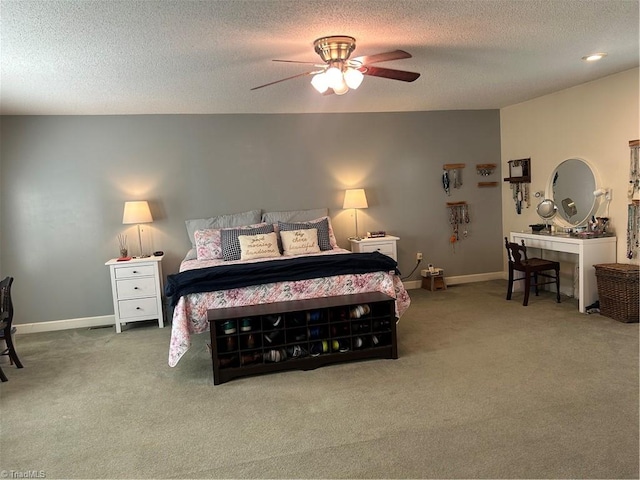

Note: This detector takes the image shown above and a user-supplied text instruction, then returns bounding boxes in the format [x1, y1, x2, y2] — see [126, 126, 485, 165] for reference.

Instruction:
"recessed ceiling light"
[582, 53, 607, 62]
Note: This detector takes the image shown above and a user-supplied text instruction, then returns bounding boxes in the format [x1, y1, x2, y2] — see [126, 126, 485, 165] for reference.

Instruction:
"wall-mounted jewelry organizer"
[476, 163, 498, 187]
[442, 164, 465, 196]
[627, 139, 639, 259]
[446, 201, 470, 253]
[503, 158, 531, 214]
[476, 163, 496, 176]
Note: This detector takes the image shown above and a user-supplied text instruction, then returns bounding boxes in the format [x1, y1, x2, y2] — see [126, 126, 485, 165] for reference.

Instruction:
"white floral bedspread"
[168, 249, 411, 367]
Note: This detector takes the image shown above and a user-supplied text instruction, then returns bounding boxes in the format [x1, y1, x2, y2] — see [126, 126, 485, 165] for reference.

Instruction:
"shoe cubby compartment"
[208, 292, 397, 385]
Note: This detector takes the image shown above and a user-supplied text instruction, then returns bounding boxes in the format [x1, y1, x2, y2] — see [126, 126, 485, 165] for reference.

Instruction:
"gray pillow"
[261, 208, 328, 224]
[221, 224, 275, 261]
[185, 209, 262, 247]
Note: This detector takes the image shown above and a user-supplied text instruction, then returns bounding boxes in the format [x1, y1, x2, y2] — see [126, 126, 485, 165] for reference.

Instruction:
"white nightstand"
[105, 255, 164, 333]
[349, 235, 399, 262]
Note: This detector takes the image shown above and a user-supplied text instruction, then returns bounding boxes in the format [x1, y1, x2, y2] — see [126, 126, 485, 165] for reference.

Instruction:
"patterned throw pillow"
[194, 228, 223, 260]
[278, 218, 332, 251]
[280, 228, 321, 256]
[221, 224, 275, 261]
[238, 232, 281, 260]
[194, 222, 268, 260]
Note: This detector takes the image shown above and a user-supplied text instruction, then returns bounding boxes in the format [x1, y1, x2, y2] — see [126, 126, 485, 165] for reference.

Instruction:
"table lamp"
[343, 188, 368, 240]
[122, 201, 153, 258]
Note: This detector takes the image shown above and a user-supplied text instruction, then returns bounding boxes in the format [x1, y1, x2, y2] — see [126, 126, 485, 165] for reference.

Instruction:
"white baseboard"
[15, 315, 115, 334]
[16, 271, 507, 334]
[405, 271, 505, 290]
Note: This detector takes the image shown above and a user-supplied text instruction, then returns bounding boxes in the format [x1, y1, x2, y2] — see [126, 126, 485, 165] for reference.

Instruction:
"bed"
[167, 208, 411, 367]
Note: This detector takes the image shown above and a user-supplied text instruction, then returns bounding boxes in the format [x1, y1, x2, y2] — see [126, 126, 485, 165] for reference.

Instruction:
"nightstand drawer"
[116, 277, 157, 299]
[114, 264, 156, 279]
[118, 297, 159, 319]
[359, 243, 395, 256]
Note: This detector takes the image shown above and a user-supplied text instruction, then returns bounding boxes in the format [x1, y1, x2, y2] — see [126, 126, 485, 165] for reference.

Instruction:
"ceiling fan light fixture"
[325, 65, 344, 89]
[344, 67, 364, 89]
[333, 81, 349, 96]
[313, 36, 356, 62]
[310, 72, 329, 93]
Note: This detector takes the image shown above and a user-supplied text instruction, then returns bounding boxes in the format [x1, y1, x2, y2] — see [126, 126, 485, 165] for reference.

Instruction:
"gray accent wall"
[0, 111, 502, 325]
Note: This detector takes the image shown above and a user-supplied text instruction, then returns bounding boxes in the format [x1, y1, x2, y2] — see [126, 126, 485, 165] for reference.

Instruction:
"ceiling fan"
[251, 36, 420, 95]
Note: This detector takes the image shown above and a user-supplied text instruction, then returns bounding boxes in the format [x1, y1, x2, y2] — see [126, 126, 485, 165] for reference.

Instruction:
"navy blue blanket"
[165, 252, 398, 306]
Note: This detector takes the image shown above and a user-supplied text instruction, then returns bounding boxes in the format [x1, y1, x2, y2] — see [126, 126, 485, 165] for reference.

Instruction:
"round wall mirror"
[549, 158, 597, 227]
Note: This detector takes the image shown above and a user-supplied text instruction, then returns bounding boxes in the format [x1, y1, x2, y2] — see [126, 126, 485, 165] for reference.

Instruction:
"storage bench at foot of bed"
[208, 292, 397, 385]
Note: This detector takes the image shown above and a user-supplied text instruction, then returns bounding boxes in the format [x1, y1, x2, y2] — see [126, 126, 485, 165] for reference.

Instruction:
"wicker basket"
[594, 263, 639, 323]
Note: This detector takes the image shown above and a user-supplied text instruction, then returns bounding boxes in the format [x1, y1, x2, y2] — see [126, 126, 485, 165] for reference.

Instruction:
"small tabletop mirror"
[536, 198, 558, 231]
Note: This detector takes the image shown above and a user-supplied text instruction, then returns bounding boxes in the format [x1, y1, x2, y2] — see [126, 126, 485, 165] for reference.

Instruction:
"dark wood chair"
[0, 276, 23, 382]
[505, 238, 561, 306]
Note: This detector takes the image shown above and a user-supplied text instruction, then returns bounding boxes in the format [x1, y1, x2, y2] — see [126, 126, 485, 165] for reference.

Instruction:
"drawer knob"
[134, 287, 139, 290]
[136, 307, 142, 310]
[133, 270, 139, 274]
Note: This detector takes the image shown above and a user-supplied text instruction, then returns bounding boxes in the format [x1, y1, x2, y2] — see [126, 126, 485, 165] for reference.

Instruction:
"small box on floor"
[421, 267, 446, 291]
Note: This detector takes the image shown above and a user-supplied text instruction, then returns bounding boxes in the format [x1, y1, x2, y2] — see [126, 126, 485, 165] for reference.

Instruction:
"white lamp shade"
[343, 189, 368, 209]
[344, 68, 364, 89]
[333, 80, 349, 95]
[325, 66, 343, 89]
[311, 73, 329, 93]
[122, 201, 153, 224]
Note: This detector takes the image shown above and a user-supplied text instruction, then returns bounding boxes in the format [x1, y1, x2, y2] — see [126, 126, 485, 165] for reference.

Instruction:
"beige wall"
[500, 68, 640, 266]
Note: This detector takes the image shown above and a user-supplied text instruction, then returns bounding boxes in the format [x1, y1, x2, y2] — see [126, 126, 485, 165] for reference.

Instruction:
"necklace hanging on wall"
[446, 201, 470, 253]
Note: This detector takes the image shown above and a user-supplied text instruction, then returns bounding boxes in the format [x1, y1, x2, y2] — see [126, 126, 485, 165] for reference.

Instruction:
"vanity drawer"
[114, 264, 156, 279]
[116, 277, 157, 299]
[118, 297, 159, 319]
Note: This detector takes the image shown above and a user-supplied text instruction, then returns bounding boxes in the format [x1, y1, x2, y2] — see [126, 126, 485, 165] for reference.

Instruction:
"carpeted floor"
[1, 280, 638, 479]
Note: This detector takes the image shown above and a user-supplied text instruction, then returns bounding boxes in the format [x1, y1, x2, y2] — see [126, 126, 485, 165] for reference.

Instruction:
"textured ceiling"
[1, 0, 638, 115]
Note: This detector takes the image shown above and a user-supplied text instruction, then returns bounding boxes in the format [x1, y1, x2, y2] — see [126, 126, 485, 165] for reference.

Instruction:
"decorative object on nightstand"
[343, 188, 368, 240]
[105, 255, 164, 333]
[117, 234, 129, 259]
[349, 235, 399, 262]
[122, 200, 153, 258]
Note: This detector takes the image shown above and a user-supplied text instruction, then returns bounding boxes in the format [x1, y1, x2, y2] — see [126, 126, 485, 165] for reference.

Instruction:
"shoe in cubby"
[306, 310, 323, 323]
[242, 333, 259, 350]
[221, 320, 237, 335]
[263, 314, 283, 329]
[241, 351, 262, 366]
[218, 354, 239, 369]
[264, 348, 287, 363]
[263, 330, 282, 345]
[309, 340, 330, 357]
[286, 344, 307, 359]
[240, 318, 254, 332]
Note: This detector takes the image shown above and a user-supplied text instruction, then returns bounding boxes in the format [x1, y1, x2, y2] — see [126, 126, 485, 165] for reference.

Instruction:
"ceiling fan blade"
[361, 65, 420, 82]
[352, 50, 412, 65]
[250, 71, 315, 90]
[273, 59, 319, 65]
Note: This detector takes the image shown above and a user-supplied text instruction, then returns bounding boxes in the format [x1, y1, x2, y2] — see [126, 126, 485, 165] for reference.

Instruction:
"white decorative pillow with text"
[238, 232, 281, 260]
[280, 228, 321, 256]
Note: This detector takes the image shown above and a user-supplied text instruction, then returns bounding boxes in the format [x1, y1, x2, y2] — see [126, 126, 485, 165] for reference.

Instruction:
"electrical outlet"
[416, 252, 423, 261]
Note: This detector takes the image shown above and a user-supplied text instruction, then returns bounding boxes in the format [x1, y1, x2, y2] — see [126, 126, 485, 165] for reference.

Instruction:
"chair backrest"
[504, 238, 529, 266]
[0, 277, 14, 328]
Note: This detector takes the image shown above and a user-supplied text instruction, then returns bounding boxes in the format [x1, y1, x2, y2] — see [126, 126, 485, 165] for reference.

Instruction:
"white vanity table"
[510, 232, 616, 313]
